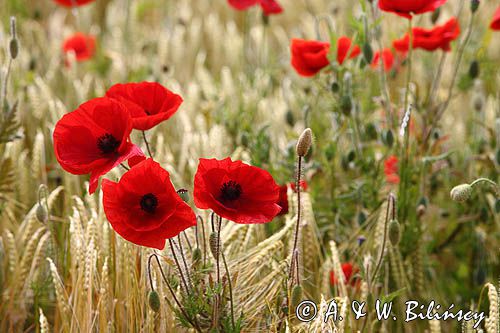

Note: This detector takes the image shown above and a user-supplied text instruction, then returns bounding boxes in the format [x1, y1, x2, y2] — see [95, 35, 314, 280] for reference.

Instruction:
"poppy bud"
[291, 284, 303, 308]
[431, 8, 441, 24]
[177, 189, 189, 203]
[331, 81, 340, 93]
[36, 203, 48, 223]
[9, 39, 19, 60]
[364, 122, 378, 141]
[285, 110, 295, 126]
[148, 290, 161, 312]
[209, 232, 220, 259]
[450, 184, 473, 202]
[192, 247, 202, 267]
[347, 150, 356, 162]
[388, 219, 400, 246]
[362, 42, 373, 63]
[468, 60, 480, 79]
[9, 17, 18, 60]
[382, 129, 394, 148]
[340, 95, 352, 115]
[296, 128, 312, 157]
[470, 0, 480, 13]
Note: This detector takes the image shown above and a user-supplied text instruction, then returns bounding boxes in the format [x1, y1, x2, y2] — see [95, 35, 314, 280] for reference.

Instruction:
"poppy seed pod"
[388, 219, 400, 246]
[296, 128, 312, 157]
[450, 184, 473, 202]
[148, 290, 161, 312]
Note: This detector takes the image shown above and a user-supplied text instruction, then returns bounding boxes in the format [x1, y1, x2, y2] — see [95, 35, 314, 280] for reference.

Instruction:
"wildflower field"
[0, 0, 499, 332]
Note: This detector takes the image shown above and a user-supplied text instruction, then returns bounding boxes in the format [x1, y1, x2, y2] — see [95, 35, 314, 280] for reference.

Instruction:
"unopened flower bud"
[431, 8, 441, 24]
[291, 284, 303, 308]
[192, 247, 202, 267]
[36, 203, 48, 223]
[340, 95, 352, 115]
[468, 60, 480, 79]
[388, 219, 400, 246]
[209, 232, 220, 259]
[148, 290, 161, 312]
[9, 17, 19, 60]
[450, 184, 473, 202]
[470, 0, 480, 13]
[177, 189, 189, 203]
[362, 42, 373, 63]
[296, 128, 312, 157]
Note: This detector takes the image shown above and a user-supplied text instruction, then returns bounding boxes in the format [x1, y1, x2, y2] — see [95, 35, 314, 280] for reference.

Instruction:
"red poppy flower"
[277, 180, 308, 216]
[290, 180, 308, 192]
[259, 0, 283, 15]
[193, 157, 281, 224]
[378, 0, 447, 19]
[53, 97, 144, 194]
[371, 48, 394, 72]
[336, 36, 361, 65]
[53, 0, 95, 7]
[330, 263, 360, 287]
[384, 155, 400, 184]
[228, 0, 282, 15]
[277, 185, 289, 216]
[290, 39, 330, 77]
[105, 82, 183, 131]
[102, 158, 196, 250]
[62, 33, 96, 62]
[491, 6, 500, 30]
[393, 18, 460, 53]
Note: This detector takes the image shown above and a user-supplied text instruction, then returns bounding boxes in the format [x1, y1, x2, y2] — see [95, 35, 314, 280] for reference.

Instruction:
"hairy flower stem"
[398, 18, 414, 223]
[1, 58, 13, 110]
[168, 239, 190, 295]
[220, 226, 236, 330]
[177, 235, 193, 290]
[369, 1, 393, 129]
[147, 254, 202, 333]
[198, 215, 207, 266]
[142, 131, 154, 158]
[289, 155, 303, 286]
[424, 3, 474, 145]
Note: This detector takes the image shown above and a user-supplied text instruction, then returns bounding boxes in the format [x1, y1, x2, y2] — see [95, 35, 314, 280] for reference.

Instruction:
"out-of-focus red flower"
[194, 157, 281, 224]
[330, 263, 360, 287]
[62, 33, 96, 62]
[53, 0, 95, 7]
[228, 0, 282, 15]
[53, 97, 144, 194]
[393, 18, 460, 53]
[378, 0, 447, 19]
[491, 6, 500, 30]
[290, 38, 330, 77]
[105, 82, 183, 131]
[336, 36, 361, 65]
[277, 185, 289, 216]
[102, 158, 196, 250]
[276, 180, 308, 216]
[371, 48, 394, 72]
[384, 155, 400, 184]
[290, 180, 308, 192]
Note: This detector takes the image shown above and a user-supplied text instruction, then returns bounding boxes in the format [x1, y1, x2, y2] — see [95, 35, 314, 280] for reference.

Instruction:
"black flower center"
[140, 193, 158, 214]
[219, 181, 242, 202]
[97, 133, 120, 154]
